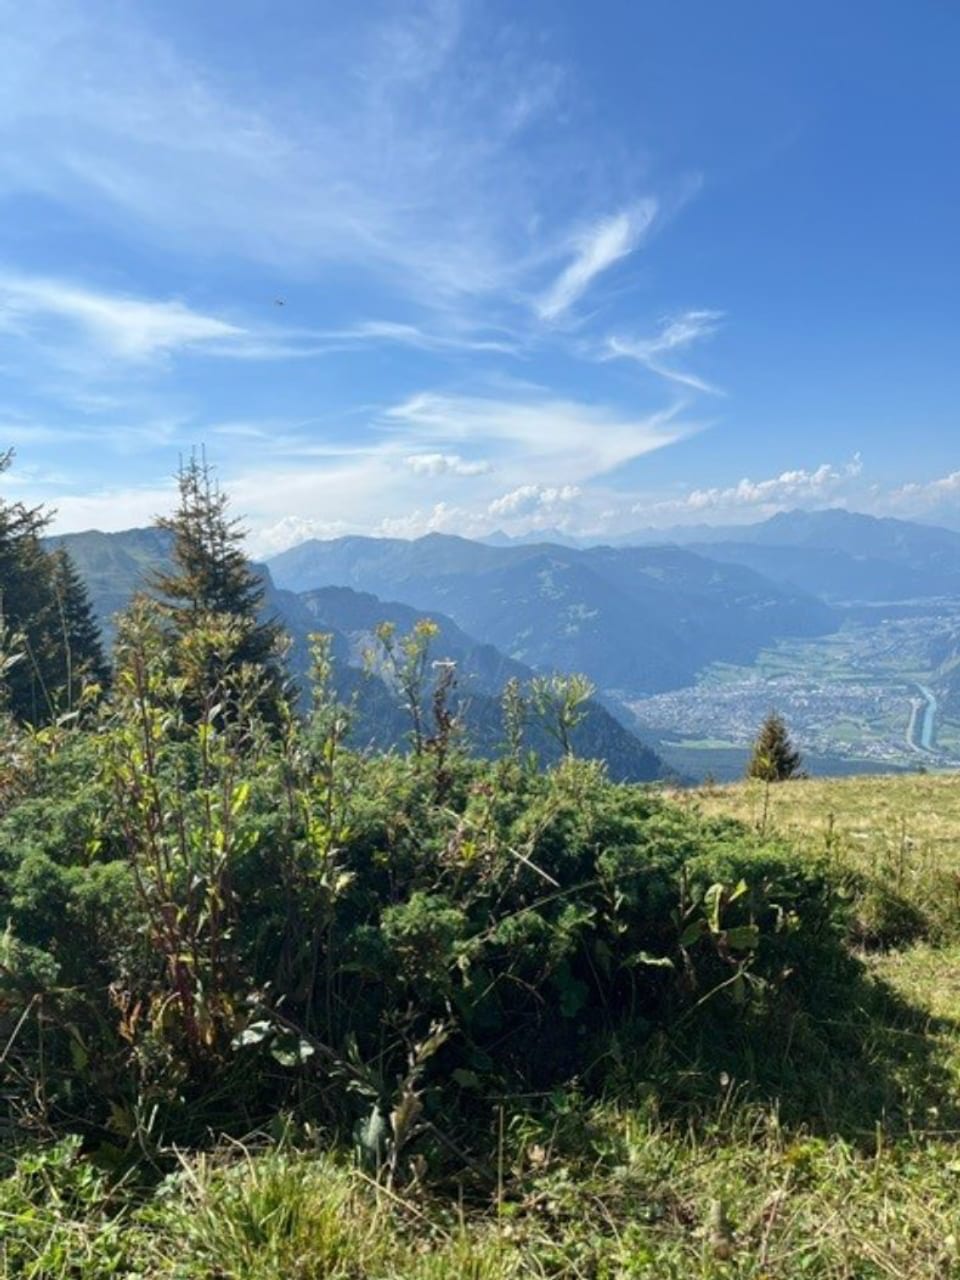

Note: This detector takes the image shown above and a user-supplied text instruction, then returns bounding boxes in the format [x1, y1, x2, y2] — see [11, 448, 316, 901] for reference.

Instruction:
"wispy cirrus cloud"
[0, 1, 720, 547]
[338, 320, 514, 351]
[0, 0, 586, 307]
[0, 273, 241, 360]
[0, 270, 525, 374]
[385, 389, 695, 484]
[604, 309, 724, 393]
[537, 204, 658, 322]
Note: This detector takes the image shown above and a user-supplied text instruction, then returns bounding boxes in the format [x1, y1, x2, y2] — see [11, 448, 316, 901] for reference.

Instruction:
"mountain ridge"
[267, 531, 837, 696]
[48, 527, 667, 782]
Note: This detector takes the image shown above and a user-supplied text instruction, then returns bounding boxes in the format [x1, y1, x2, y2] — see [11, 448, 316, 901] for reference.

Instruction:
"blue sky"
[2, 0, 958, 551]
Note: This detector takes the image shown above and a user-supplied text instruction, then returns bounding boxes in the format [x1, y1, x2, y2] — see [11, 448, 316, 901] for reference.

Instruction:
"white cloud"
[0, 273, 241, 360]
[0, 0, 585, 305]
[0, 2, 718, 529]
[488, 483, 580, 518]
[648, 455, 864, 517]
[0, 270, 527, 373]
[377, 501, 473, 539]
[33, 382, 694, 545]
[336, 321, 517, 355]
[889, 470, 960, 509]
[537, 203, 658, 321]
[605, 309, 724, 393]
[0, 4, 723, 545]
[42, 481, 178, 532]
[404, 452, 490, 477]
[248, 515, 351, 557]
[385, 390, 694, 484]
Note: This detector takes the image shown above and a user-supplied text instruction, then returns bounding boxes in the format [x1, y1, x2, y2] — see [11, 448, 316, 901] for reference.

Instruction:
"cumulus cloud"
[889, 470, 960, 509]
[537, 203, 658, 321]
[404, 452, 491, 477]
[605, 309, 724, 393]
[650, 455, 864, 516]
[488, 483, 581, 518]
[377, 501, 474, 539]
[247, 515, 351, 557]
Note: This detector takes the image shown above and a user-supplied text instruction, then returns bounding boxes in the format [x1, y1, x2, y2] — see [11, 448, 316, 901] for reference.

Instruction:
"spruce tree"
[0, 468, 51, 722]
[48, 547, 111, 704]
[0, 451, 108, 722]
[746, 711, 803, 782]
[151, 452, 285, 712]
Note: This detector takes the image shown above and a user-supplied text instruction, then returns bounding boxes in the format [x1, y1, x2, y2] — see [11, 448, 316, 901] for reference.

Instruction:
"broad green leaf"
[725, 924, 760, 951]
[232, 1020, 272, 1049]
[704, 883, 724, 933]
[231, 781, 251, 815]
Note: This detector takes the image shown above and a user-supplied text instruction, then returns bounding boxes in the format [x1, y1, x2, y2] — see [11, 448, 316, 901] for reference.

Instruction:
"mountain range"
[484, 509, 960, 604]
[49, 506, 960, 782]
[47, 529, 664, 782]
[267, 533, 836, 696]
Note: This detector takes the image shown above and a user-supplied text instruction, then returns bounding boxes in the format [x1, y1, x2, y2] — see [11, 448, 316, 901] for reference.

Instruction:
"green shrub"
[0, 722, 846, 1157]
[0, 608, 861, 1170]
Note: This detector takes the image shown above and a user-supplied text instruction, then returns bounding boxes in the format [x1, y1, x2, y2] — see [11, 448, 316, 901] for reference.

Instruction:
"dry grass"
[678, 772, 960, 859]
[673, 772, 960, 940]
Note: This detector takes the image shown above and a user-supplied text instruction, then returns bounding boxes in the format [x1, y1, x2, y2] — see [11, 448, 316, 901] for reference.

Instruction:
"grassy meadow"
[683, 772, 960, 943]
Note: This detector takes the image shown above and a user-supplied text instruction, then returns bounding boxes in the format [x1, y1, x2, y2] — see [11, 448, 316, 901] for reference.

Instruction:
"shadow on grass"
[620, 948, 960, 1144]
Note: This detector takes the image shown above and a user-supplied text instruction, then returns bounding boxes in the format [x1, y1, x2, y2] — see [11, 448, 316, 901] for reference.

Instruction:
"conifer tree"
[48, 547, 111, 704]
[0, 451, 107, 721]
[746, 711, 803, 782]
[151, 451, 285, 712]
[0, 460, 52, 722]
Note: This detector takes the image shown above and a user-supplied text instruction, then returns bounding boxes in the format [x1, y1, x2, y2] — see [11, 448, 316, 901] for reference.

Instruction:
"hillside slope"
[48, 528, 666, 781]
[268, 532, 836, 695]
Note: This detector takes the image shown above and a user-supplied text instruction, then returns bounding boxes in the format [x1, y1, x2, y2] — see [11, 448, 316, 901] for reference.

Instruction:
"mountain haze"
[50, 527, 665, 782]
[629, 509, 960, 604]
[268, 533, 835, 696]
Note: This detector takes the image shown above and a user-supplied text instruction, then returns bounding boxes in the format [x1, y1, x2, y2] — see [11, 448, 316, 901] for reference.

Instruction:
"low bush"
[0, 697, 852, 1183]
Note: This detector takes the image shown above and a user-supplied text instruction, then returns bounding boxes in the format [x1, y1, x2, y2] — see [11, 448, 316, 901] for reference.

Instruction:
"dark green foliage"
[48, 547, 111, 695]
[0, 451, 107, 722]
[746, 711, 803, 781]
[0, 614, 849, 1157]
[151, 452, 285, 713]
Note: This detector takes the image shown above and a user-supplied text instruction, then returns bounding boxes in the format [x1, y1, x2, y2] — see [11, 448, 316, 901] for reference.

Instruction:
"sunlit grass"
[676, 772, 960, 940]
[8, 1090, 960, 1279]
